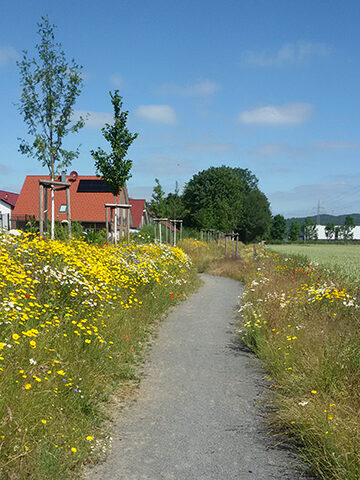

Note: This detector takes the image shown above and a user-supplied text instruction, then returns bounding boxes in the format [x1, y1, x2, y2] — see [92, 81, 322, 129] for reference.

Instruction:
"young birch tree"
[17, 16, 84, 239]
[90, 90, 138, 244]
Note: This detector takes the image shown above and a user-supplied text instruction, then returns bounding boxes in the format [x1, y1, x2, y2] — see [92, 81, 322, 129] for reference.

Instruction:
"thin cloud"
[160, 80, 220, 97]
[186, 142, 236, 154]
[109, 74, 123, 89]
[242, 41, 330, 67]
[73, 110, 113, 129]
[251, 142, 306, 158]
[135, 105, 177, 124]
[311, 141, 360, 150]
[0, 46, 18, 66]
[239, 103, 313, 126]
[0, 164, 10, 175]
[268, 182, 359, 217]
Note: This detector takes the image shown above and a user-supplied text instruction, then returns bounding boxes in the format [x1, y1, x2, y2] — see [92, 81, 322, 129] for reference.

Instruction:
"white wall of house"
[316, 225, 360, 240]
[0, 199, 12, 229]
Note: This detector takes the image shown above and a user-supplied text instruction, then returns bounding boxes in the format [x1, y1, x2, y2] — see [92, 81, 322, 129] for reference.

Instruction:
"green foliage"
[288, 220, 301, 241]
[270, 214, 287, 241]
[91, 90, 138, 198]
[303, 217, 318, 241]
[341, 215, 355, 241]
[182, 165, 271, 242]
[148, 178, 166, 217]
[325, 222, 335, 240]
[17, 16, 84, 178]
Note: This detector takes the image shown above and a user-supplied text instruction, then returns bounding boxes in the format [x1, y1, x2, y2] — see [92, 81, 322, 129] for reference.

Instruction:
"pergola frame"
[39, 179, 71, 239]
[170, 219, 183, 246]
[105, 203, 131, 244]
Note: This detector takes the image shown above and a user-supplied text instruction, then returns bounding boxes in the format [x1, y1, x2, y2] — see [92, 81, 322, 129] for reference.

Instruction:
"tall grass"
[178, 238, 225, 272]
[208, 247, 360, 479]
[0, 232, 197, 479]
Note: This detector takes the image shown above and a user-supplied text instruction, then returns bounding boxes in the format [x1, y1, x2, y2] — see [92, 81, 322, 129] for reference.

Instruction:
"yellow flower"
[24, 383, 32, 390]
[41, 419, 47, 424]
[71, 447, 77, 453]
[56, 370, 65, 376]
[0, 343, 4, 350]
[85, 339, 91, 344]
[12, 333, 20, 340]
[29, 340, 36, 349]
[311, 390, 317, 394]
[86, 436, 94, 441]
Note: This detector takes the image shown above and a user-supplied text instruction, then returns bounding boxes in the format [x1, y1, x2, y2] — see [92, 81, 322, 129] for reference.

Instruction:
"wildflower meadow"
[209, 247, 360, 479]
[0, 232, 196, 479]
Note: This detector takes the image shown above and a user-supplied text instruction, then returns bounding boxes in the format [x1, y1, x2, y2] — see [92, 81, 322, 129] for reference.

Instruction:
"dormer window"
[59, 204, 67, 213]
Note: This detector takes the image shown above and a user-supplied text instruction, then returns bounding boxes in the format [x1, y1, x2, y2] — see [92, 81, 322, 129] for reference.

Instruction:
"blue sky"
[1, 0, 360, 217]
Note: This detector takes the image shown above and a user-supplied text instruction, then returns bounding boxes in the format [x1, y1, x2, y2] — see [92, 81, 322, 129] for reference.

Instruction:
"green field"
[268, 244, 360, 281]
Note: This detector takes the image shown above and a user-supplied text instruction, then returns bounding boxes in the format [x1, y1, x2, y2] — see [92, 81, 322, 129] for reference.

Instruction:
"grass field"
[268, 244, 360, 281]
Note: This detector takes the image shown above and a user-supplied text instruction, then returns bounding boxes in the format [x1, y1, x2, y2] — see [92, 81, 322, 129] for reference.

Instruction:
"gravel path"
[84, 274, 308, 480]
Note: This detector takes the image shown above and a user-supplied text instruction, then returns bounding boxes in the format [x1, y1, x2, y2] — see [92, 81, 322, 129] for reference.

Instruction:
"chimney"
[61, 170, 67, 182]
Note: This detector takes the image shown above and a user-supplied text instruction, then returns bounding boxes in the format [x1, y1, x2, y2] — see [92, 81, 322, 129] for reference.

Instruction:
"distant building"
[0, 190, 19, 230]
[12, 174, 149, 231]
[316, 225, 360, 240]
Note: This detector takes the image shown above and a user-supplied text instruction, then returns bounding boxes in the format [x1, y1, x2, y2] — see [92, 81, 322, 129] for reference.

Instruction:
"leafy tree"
[239, 189, 271, 242]
[91, 90, 138, 243]
[17, 16, 84, 239]
[303, 217, 318, 241]
[270, 214, 287, 241]
[288, 220, 301, 241]
[340, 215, 355, 241]
[182, 165, 271, 241]
[325, 222, 335, 240]
[149, 178, 166, 217]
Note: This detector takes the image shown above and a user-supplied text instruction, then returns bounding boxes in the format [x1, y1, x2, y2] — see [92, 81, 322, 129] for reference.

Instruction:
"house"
[129, 198, 149, 231]
[0, 190, 19, 230]
[12, 174, 149, 231]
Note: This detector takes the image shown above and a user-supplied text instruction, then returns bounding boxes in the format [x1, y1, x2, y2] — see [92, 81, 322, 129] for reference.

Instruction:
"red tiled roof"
[0, 190, 19, 208]
[129, 198, 146, 228]
[12, 175, 127, 223]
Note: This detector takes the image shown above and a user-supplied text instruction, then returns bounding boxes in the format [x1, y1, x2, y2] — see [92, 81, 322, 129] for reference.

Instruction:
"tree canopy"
[182, 165, 271, 241]
[17, 16, 84, 178]
[270, 214, 287, 241]
[91, 90, 138, 199]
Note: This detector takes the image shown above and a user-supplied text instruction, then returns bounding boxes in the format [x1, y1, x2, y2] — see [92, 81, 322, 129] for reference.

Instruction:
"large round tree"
[182, 165, 271, 241]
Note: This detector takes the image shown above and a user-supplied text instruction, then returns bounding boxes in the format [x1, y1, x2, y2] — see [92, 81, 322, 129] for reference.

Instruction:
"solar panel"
[77, 180, 111, 193]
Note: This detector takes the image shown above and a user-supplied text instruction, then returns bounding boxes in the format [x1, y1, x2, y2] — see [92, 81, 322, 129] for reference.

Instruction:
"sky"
[1, 0, 360, 218]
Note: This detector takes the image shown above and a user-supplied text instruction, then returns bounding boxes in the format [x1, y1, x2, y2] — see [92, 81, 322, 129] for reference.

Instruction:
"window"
[59, 204, 67, 213]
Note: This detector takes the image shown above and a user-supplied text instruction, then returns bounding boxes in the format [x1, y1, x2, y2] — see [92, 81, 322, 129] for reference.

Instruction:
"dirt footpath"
[84, 274, 309, 480]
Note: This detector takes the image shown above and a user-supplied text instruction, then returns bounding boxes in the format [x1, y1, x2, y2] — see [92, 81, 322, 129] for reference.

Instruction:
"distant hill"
[286, 214, 360, 228]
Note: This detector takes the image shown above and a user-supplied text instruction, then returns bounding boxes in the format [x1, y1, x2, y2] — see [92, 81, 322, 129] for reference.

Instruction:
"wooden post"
[225, 235, 228, 256]
[44, 187, 48, 233]
[126, 208, 130, 244]
[231, 233, 234, 257]
[180, 221, 183, 241]
[39, 184, 44, 236]
[105, 207, 109, 243]
[235, 234, 238, 257]
[165, 221, 168, 244]
[174, 221, 177, 246]
[66, 186, 71, 239]
[154, 221, 157, 243]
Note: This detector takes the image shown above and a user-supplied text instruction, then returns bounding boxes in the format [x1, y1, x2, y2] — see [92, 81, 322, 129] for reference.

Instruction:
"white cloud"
[0, 46, 18, 66]
[186, 142, 236, 153]
[135, 105, 177, 124]
[239, 103, 313, 126]
[160, 80, 220, 97]
[242, 41, 330, 67]
[311, 141, 360, 150]
[73, 110, 113, 129]
[109, 74, 123, 89]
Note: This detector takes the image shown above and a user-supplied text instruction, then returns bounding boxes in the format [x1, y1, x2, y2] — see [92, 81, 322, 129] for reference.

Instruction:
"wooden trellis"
[105, 203, 131, 244]
[39, 179, 71, 239]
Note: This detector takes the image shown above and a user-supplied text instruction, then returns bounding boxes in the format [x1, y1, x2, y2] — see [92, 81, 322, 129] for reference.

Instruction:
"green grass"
[268, 244, 360, 281]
